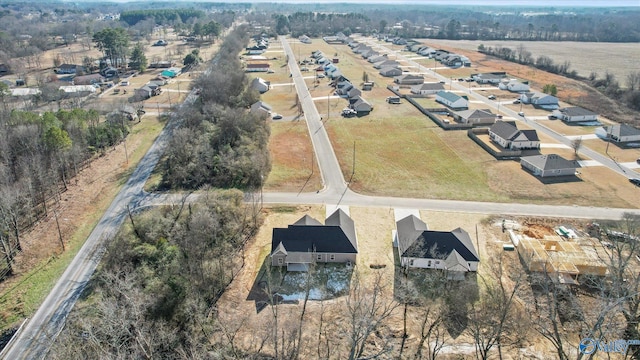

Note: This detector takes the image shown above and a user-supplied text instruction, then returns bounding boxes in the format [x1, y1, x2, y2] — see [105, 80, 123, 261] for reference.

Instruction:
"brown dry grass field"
[425, 39, 640, 86]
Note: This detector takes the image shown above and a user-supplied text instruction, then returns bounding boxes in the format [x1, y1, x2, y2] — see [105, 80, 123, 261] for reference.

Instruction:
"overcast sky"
[216, 0, 638, 5]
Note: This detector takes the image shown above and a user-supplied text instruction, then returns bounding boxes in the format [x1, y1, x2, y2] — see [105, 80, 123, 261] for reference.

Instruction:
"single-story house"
[55, 63, 82, 74]
[435, 91, 468, 110]
[520, 154, 581, 177]
[394, 215, 479, 280]
[350, 96, 373, 115]
[161, 67, 182, 78]
[472, 72, 506, 84]
[603, 124, 640, 143]
[250, 77, 270, 93]
[299, 35, 312, 44]
[245, 63, 270, 72]
[250, 101, 272, 116]
[373, 60, 400, 70]
[135, 84, 161, 99]
[498, 79, 530, 93]
[148, 60, 176, 69]
[410, 82, 445, 95]
[379, 67, 402, 77]
[361, 50, 378, 59]
[270, 209, 357, 271]
[346, 87, 362, 99]
[368, 55, 387, 64]
[451, 108, 496, 125]
[327, 68, 343, 80]
[59, 85, 97, 94]
[520, 92, 559, 110]
[394, 74, 424, 85]
[552, 107, 598, 123]
[489, 121, 540, 150]
[73, 74, 104, 85]
[11, 88, 41, 97]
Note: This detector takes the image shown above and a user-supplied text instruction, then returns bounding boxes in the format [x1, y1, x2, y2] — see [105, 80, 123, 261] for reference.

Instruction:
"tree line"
[479, 44, 640, 114]
[119, 9, 205, 26]
[0, 108, 132, 279]
[159, 24, 270, 191]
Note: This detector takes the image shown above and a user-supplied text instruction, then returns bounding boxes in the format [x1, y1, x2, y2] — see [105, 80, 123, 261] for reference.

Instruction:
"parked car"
[341, 108, 357, 117]
[271, 113, 283, 120]
[636, 158, 640, 164]
[630, 178, 640, 186]
[518, 111, 525, 117]
[513, 99, 521, 104]
[267, 69, 275, 73]
[317, 73, 325, 78]
[300, 67, 309, 72]
[487, 95, 496, 100]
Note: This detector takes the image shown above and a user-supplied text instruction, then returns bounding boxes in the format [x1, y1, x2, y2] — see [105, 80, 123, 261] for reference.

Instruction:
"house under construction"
[511, 228, 608, 285]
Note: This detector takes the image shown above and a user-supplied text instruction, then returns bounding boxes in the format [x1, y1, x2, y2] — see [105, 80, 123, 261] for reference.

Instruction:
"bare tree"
[572, 137, 583, 156]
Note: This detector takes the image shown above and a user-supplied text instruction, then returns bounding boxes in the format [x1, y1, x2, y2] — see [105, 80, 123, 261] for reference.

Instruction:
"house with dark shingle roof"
[270, 209, 358, 271]
[452, 108, 496, 125]
[349, 96, 373, 115]
[489, 121, 540, 150]
[394, 215, 479, 280]
[520, 154, 581, 177]
[552, 107, 598, 123]
[435, 91, 468, 110]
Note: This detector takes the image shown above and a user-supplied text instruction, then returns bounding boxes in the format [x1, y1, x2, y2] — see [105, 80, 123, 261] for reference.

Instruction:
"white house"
[520, 92, 559, 110]
[498, 79, 530, 93]
[299, 35, 312, 44]
[472, 72, 506, 84]
[603, 124, 640, 143]
[435, 91, 468, 110]
[379, 67, 402, 77]
[395, 215, 479, 280]
[552, 107, 598, 123]
[410, 82, 445, 95]
[489, 121, 540, 150]
[250, 77, 270, 94]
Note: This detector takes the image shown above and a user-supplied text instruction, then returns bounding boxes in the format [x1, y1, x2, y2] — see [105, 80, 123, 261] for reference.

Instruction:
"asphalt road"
[3, 34, 639, 360]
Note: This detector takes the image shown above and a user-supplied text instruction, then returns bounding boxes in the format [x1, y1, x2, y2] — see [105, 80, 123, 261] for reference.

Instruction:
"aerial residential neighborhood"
[1, 1, 640, 359]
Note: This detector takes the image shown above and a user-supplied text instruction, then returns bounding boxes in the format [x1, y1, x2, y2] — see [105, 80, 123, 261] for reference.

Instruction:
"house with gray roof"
[379, 67, 402, 77]
[520, 92, 559, 110]
[270, 209, 358, 271]
[520, 154, 581, 177]
[498, 79, 530, 93]
[373, 59, 400, 70]
[349, 96, 373, 115]
[435, 91, 468, 110]
[394, 74, 424, 85]
[452, 108, 496, 125]
[552, 107, 598, 123]
[410, 82, 445, 95]
[368, 55, 388, 64]
[346, 87, 362, 99]
[250, 77, 270, 94]
[472, 72, 506, 84]
[250, 101, 272, 116]
[394, 215, 479, 280]
[604, 124, 640, 143]
[489, 121, 540, 150]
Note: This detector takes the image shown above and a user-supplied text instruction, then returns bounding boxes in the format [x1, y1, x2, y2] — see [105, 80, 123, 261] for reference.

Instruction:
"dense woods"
[0, 108, 132, 279]
[160, 24, 270, 191]
[119, 9, 205, 26]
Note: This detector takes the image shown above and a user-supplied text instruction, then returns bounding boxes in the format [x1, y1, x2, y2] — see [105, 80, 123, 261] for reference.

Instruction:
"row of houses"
[246, 35, 270, 55]
[405, 43, 471, 68]
[271, 209, 479, 280]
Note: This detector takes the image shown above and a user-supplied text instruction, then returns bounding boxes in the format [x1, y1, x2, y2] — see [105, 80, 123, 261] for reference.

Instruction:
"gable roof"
[412, 82, 445, 91]
[396, 215, 429, 254]
[399, 223, 479, 262]
[609, 124, 640, 137]
[558, 106, 597, 117]
[271, 209, 358, 255]
[521, 154, 581, 171]
[453, 108, 494, 120]
[396, 74, 423, 81]
[436, 91, 463, 103]
[520, 129, 539, 142]
[444, 250, 470, 271]
[490, 121, 519, 140]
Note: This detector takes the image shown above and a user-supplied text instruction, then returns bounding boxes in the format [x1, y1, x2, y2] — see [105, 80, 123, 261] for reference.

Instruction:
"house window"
[278, 258, 283, 265]
[330, 254, 335, 261]
[409, 259, 414, 266]
[427, 260, 432, 267]
[317, 254, 322, 261]
[435, 261, 440, 265]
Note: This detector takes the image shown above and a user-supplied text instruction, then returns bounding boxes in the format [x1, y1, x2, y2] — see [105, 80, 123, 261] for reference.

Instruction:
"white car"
[317, 74, 325, 78]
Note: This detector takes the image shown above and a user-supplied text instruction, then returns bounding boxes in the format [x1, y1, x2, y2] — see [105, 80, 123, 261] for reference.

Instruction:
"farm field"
[425, 39, 640, 86]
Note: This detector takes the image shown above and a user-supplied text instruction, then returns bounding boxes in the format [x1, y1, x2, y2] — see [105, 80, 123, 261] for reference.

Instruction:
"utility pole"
[606, 125, 612, 155]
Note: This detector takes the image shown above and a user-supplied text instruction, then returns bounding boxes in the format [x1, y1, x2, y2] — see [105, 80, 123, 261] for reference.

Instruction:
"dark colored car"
[630, 178, 640, 186]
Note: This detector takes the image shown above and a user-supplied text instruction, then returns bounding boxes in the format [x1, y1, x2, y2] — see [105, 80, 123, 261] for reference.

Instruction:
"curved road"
[2, 34, 639, 359]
